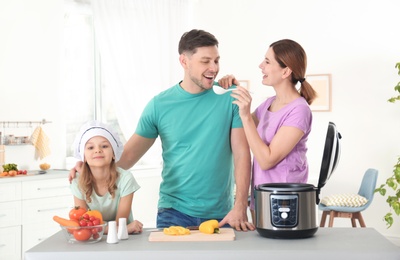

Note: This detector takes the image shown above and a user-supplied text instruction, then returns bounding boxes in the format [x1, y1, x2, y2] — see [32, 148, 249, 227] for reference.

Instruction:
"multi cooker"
[255, 122, 342, 239]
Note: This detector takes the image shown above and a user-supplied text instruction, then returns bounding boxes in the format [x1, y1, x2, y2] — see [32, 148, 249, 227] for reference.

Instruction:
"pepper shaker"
[107, 221, 119, 244]
[118, 218, 129, 240]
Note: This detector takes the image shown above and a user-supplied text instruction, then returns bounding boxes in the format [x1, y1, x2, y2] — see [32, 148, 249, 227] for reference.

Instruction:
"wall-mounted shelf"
[0, 119, 51, 128]
[0, 119, 51, 145]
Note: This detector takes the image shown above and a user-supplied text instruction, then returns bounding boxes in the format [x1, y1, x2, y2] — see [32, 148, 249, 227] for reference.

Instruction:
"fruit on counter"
[17, 170, 27, 175]
[163, 226, 191, 236]
[69, 206, 87, 221]
[85, 209, 104, 223]
[79, 213, 103, 228]
[53, 216, 80, 234]
[53, 216, 81, 228]
[39, 163, 51, 170]
[0, 169, 27, 177]
[2, 163, 18, 172]
[8, 170, 17, 176]
[53, 207, 105, 241]
[199, 219, 220, 234]
[73, 228, 92, 241]
[54, 208, 104, 227]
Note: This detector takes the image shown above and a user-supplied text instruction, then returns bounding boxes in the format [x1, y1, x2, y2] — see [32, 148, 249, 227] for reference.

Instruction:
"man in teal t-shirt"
[119, 29, 254, 231]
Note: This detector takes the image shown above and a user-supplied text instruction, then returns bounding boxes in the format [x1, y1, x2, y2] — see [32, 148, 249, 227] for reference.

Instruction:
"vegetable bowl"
[60, 222, 107, 243]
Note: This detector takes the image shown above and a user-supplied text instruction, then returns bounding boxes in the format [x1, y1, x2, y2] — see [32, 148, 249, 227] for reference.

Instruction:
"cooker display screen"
[270, 194, 298, 228]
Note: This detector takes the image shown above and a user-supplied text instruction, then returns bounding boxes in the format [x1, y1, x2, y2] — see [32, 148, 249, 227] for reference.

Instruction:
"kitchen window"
[63, 0, 193, 167]
[64, 0, 125, 160]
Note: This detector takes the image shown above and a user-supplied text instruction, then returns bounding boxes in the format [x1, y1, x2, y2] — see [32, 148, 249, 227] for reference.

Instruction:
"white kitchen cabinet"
[0, 226, 21, 260]
[0, 170, 72, 260]
[0, 182, 22, 260]
[0, 201, 21, 228]
[21, 178, 73, 253]
[0, 182, 21, 202]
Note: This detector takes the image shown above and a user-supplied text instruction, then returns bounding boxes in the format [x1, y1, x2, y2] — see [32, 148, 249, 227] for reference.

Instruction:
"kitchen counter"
[0, 169, 69, 183]
[1, 169, 72, 260]
[25, 228, 400, 260]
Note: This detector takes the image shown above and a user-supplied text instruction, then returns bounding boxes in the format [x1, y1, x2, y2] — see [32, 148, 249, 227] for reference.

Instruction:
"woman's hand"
[218, 74, 240, 89]
[231, 85, 253, 120]
[127, 220, 143, 234]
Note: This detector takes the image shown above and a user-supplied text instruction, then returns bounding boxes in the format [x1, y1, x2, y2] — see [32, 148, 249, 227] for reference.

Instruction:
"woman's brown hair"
[78, 160, 119, 203]
[270, 39, 317, 105]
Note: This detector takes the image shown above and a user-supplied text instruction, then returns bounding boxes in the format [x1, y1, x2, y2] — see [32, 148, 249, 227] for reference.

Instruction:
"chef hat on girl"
[73, 120, 124, 162]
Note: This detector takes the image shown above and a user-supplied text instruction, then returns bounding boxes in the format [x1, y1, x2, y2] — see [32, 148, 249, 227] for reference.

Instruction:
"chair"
[319, 168, 378, 227]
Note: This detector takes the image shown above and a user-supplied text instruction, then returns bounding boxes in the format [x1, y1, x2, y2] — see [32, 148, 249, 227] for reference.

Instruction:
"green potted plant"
[375, 62, 400, 228]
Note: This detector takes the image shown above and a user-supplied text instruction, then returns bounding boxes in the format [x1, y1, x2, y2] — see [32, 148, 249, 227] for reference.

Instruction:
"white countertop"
[0, 165, 163, 184]
[0, 169, 69, 183]
[25, 228, 400, 260]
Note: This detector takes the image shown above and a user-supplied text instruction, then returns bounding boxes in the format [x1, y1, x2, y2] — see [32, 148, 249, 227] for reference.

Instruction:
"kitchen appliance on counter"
[255, 122, 342, 239]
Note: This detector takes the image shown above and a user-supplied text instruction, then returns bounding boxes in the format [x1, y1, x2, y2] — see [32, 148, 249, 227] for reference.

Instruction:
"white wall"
[0, 0, 399, 241]
[0, 0, 66, 169]
[193, 0, 400, 239]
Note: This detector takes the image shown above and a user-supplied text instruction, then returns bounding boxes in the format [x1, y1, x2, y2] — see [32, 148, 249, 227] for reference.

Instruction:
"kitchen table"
[24, 227, 399, 260]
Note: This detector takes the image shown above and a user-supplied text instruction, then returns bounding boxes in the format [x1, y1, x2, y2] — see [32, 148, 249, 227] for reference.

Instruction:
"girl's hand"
[127, 220, 143, 234]
[218, 74, 240, 89]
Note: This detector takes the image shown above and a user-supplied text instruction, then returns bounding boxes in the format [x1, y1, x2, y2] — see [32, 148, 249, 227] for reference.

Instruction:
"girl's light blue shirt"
[70, 167, 140, 223]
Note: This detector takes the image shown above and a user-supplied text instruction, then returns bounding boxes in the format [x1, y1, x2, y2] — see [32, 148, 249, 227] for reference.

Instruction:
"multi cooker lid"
[317, 122, 342, 190]
[256, 183, 315, 192]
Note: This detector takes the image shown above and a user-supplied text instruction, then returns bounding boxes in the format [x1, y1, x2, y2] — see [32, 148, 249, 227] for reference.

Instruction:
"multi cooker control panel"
[270, 194, 298, 227]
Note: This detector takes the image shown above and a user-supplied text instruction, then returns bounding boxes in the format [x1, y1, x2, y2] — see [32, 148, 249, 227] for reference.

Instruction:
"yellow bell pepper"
[163, 226, 191, 236]
[199, 219, 220, 234]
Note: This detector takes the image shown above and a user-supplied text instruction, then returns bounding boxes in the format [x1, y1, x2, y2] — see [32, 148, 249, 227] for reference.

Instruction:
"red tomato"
[86, 209, 103, 223]
[87, 222, 94, 227]
[92, 219, 101, 226]
[69, 206, 87, 221]
[91, 228, 98, 235]
[73, 229, 92, 241]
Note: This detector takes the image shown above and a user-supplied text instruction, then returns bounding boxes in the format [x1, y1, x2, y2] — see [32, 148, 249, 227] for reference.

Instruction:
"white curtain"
[91, 0, 194, 140]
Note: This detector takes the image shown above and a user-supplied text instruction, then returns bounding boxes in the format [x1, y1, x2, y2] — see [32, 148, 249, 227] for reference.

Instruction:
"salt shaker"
[118, 218, 129, 240]
[107, 221, 119, 244]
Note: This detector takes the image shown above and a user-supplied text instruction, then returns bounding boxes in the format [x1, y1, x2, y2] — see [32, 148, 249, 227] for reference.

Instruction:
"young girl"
[70, 120, 143, 234]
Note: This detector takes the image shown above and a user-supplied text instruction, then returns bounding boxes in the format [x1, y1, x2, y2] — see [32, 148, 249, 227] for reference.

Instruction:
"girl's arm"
[116, 193, 143, 233]
[73, 196, 88, 211]
[115, 193, 133, 222]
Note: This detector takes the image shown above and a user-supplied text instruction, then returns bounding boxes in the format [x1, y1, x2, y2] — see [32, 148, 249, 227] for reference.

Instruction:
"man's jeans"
[156, 208, 226, 228]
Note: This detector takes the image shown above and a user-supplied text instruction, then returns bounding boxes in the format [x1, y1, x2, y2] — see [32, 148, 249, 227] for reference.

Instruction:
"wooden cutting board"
[148, 228, 235, 242]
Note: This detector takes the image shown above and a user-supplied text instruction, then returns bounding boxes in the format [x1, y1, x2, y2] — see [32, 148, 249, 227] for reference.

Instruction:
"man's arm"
[219, 127, 255, 231]
[117, 133, 156, 170]
[68, 133, 156, 182]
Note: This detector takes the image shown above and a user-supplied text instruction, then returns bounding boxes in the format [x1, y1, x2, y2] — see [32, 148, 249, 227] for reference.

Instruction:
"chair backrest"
[358, 168, 378, 207]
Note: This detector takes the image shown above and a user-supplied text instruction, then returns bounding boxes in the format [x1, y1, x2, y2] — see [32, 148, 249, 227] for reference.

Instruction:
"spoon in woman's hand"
[213, 85, 236, 95]
[213, 84, 253, 95]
